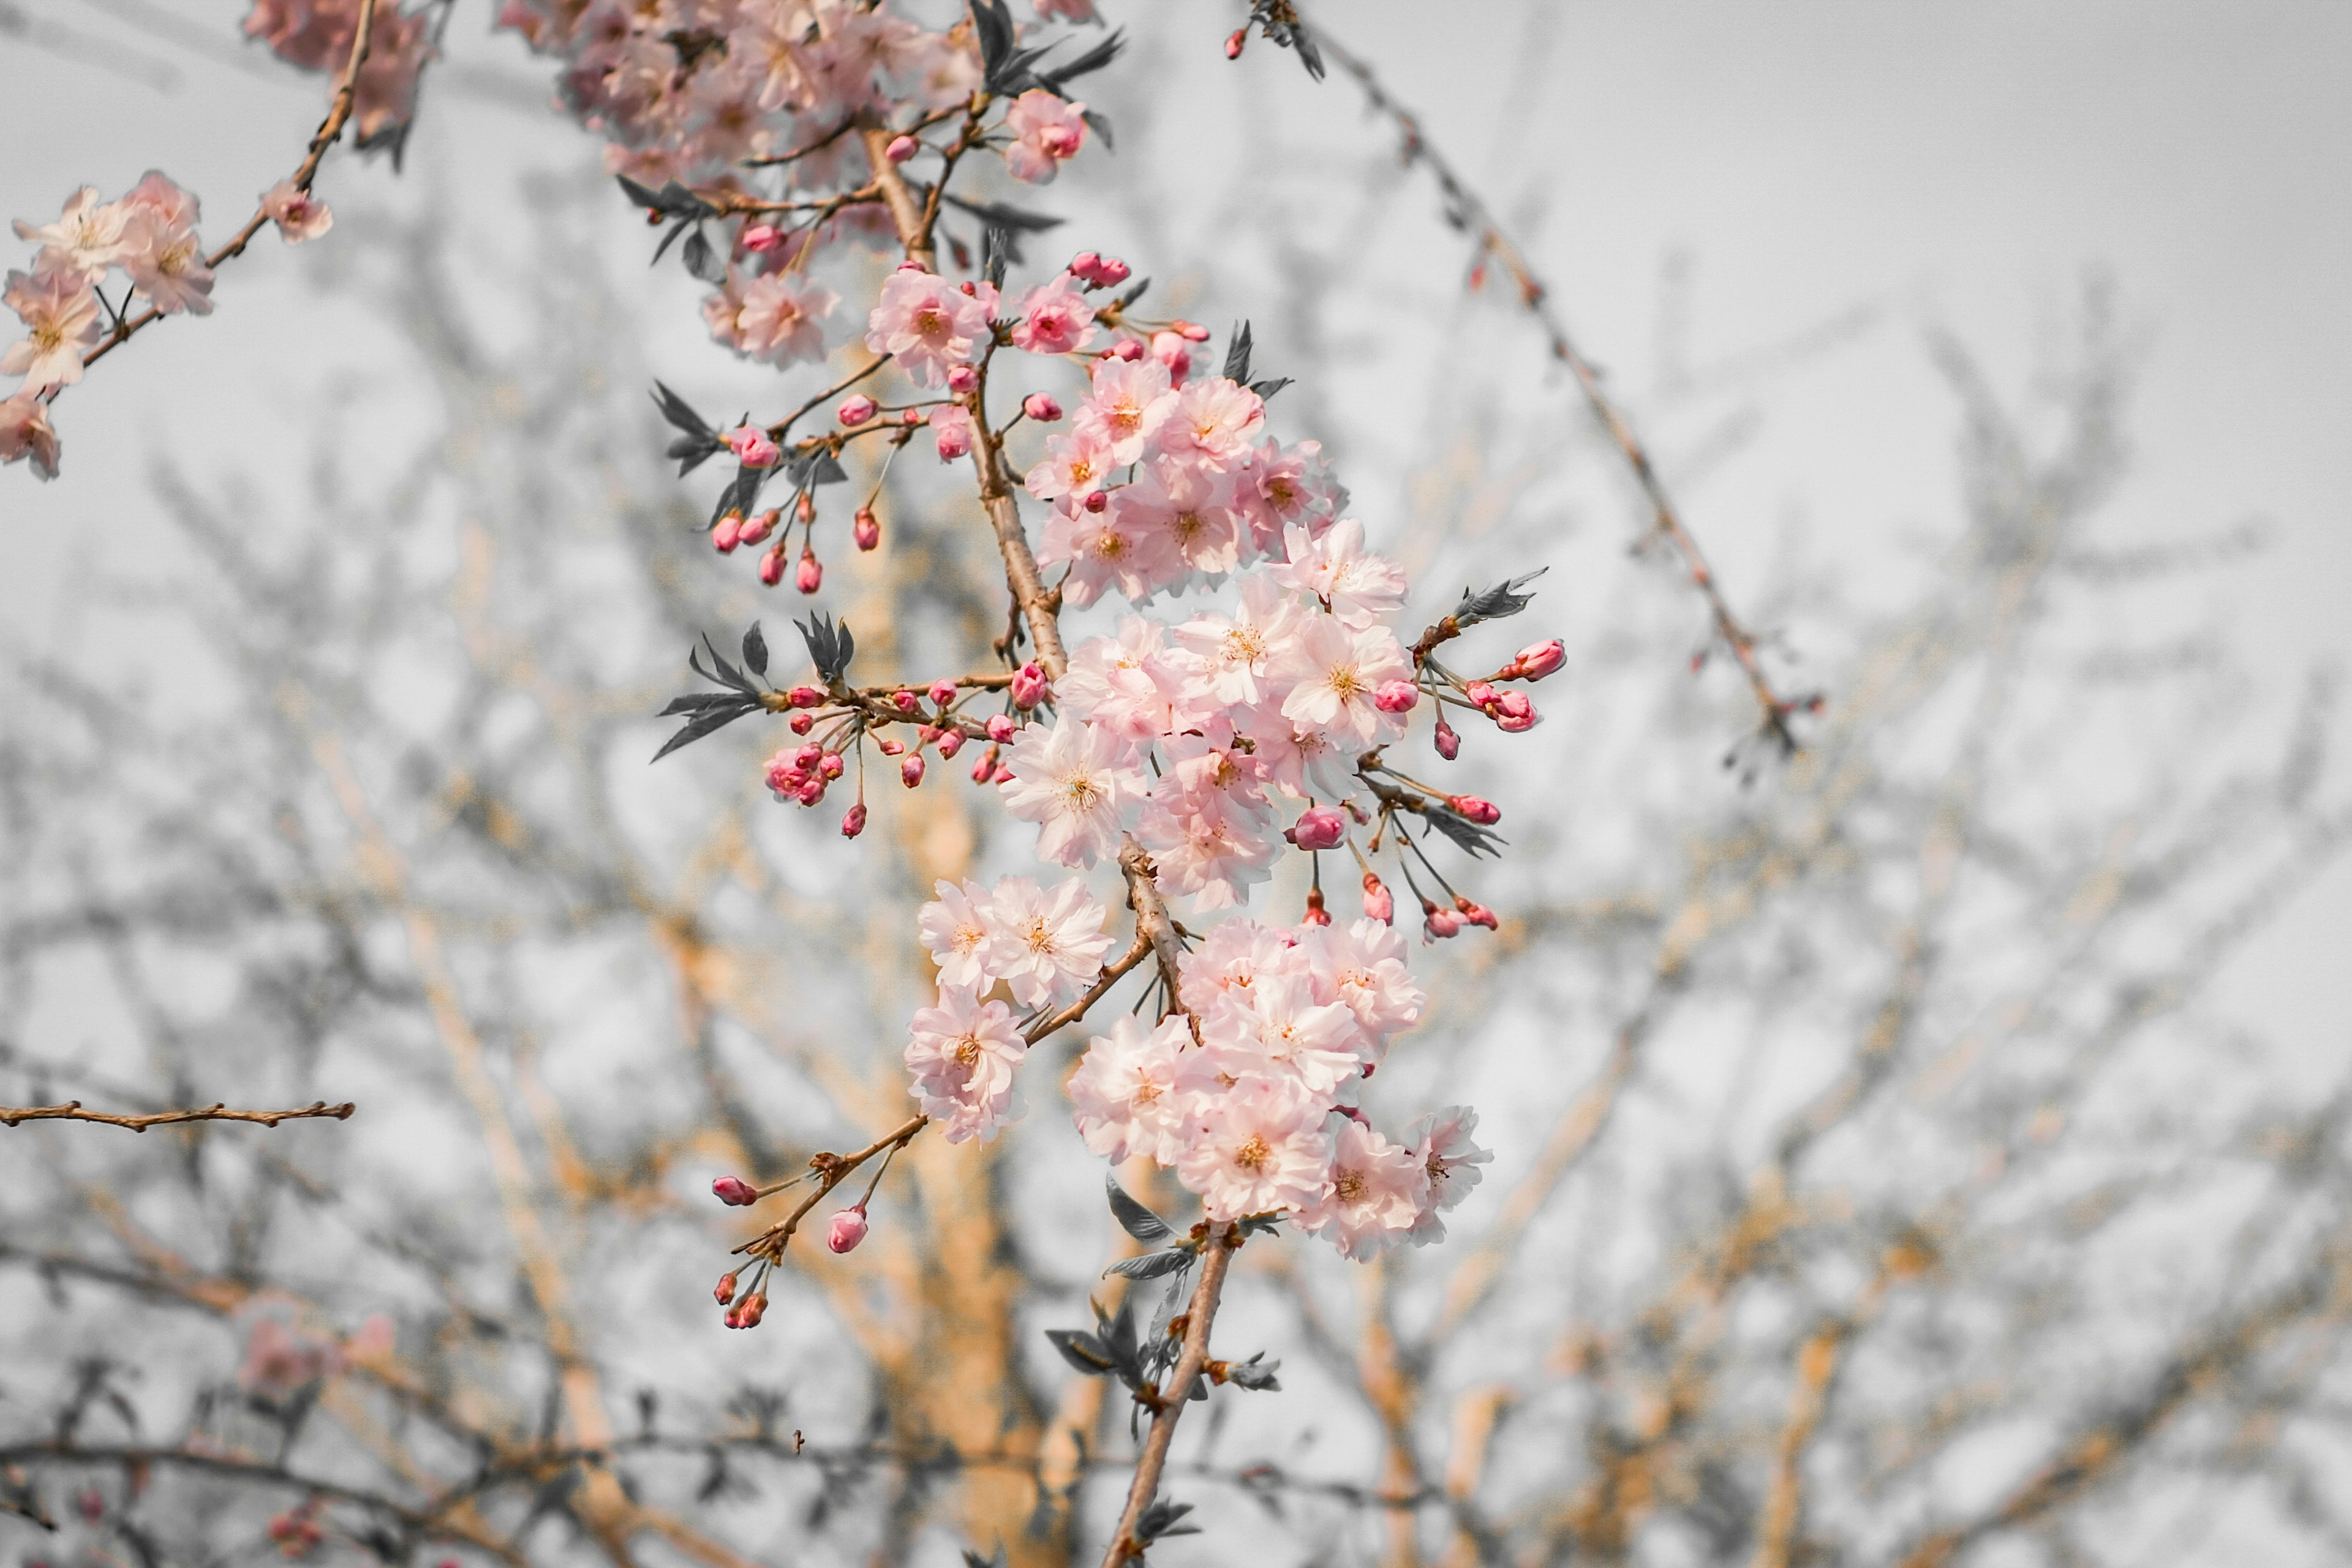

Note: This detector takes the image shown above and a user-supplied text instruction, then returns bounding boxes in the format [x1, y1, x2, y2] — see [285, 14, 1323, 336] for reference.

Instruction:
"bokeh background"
[2, 4, 2350, 1566]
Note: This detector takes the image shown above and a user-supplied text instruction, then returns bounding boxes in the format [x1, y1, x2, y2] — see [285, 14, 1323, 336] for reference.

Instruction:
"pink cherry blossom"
[1155, 376, 1264, 473]
[1074, 358, 1174, 464]
[1271, 518, 1407, 628]
[1058, 618, 1182, 741]
[903, 986, 1027, 1144]
[1037, 494, 1178, 608]
[1405, 1106, 1494, 1242]
[12, 187, 126, 282]
[1300, 1118, 1428, 1260]
[1008, 273, 1096, 355]
[1302, 918, 1425, 1050]
[929, 402, 973, 460]
[1170, 575, 1302, 709]
[863, 266, 991, 388]
[1023, 428, 1114, 505]
[1118, 457, 1245, 576]
[0, 390, 59, 481]
[1068, 1015, 1189, 1164]
[1273, 616, 1414, 746]
[1174, 1076, 1330, 1222]
[997, 718, 1144, 869]
[708, 270, 836, 366]
[1002, 89, 1088, 184]
[916, 878, 998, 992]
[982, 874, 1111, 1008]
[2, 268, 102, 391]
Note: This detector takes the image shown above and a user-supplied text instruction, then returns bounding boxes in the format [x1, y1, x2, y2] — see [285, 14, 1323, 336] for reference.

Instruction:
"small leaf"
[1106, 1176, 1176, 1243]
[1224, 1352, 1283, 1392]
[1222, 320, 1254, 385]
[1117, 276, 1151, 311]
[1453, 567, 1548, 627]
[1042, 29, 1125, 88]
[1080, 108, 1115, 153]
[1250, 376, 1293, 401]
[682, 227, 725, 284]
[1104, 1249, 1193, 1281]
[942, 194, 1065, 234]
[742, 622, 768, 679]
[652, 381, 715, 439]
[652, 697, 760, 762]
[1420, 810, 1504, 859]
[970, 0, 1016, 80]
[1044, 1329, 1114, 1376]
[650, 216, 695, 266]
[1135, 1499, 1199, 1543]
[785, 449, 849, 488]
[982, 223, 1012, 290]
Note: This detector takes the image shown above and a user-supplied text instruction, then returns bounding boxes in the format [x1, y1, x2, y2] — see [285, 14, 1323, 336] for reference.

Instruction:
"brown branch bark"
[1099, 1228, 1238, 1568]
[1, 1099, 353, 1131]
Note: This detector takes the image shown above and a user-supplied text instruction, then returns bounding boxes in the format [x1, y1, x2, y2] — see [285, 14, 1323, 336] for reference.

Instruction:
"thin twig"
[1, 1099, 355, 1132]
[1099, 1227, 1239, 1567]
[1309, 24, 1809, 752]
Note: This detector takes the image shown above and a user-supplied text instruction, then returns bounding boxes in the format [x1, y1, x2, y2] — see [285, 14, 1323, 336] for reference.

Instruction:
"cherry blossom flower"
[111, 173, 213, 316]
[1008, 272, 1096, 355]
[1057, 618, 1183, 741]
[1302, 918, 1425, 1052]
[1074, 357, 1174, 464]
[1002, 89, 1088, 184]
[863, 265, 990, 387]
[1170, 575, 1302, 709]
[2, 268, 102, 391]
[1156, 375, 1265, 473]
[1034, 0, 1099, 20]
[1199, 973, 1363, 1097]
[728, 270, 836, 365]
[916, 878, 998, 992]
[903, 986, 1026, 1143]
[1300, 1118, 1428, 1260]
[1271, 518, 1407, 628]
[1405, 1106, 1495, 1242]
[0, 390, 59, 480]
[1037, 493, 1177, 607]
[1023, 428, 1114, 505]
[261, 179, 334, 244]
[1119, 457, 1245, 576]
[1273, 615, 1414, 747]
[1175, 918, 1307, 1019]
[1068, 1015, 1188, 1164]
[997, 717, 1144, 868]
[1174, 1075, 1330, 1222]
[12, 187, 126, 282]
[982, 874, 1111, 1008]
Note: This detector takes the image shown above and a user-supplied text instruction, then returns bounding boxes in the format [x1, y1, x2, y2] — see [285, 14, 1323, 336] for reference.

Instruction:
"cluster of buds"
[266, 1501, 323, 1558]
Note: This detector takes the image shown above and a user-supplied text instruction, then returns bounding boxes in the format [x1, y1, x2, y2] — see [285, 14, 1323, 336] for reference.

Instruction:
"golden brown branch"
[1099, 1227, 1239, 1567]
[1, 1099, 354, 1132]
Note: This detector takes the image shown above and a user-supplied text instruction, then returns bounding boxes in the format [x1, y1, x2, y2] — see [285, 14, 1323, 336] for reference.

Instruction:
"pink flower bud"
[884, 134, 919, 164]
[973, 743, 999, 783]
[854, 505, 881, 551]
[903, 407, 924, 424]
[794, 778, 826, 807]
[796, 547, 823, 595]
[933, 418, 973, 461]
[1172, 319, 1212, 344]
[1110, 337, 1144, 362]
[715, 1271, 739, 1306]
[737, 1292, 767, 1328]
[712, 1175, 759, 1207]
[986, 714, 1017, 742]
[827, 1205, 869, 1253]
[726, 425, 780, 468]
[1011, 662, 1049, 709]
[1465, 681, 1499, 710]
[1513, 638, 1566, 680]
[992, 763, 1016, 783]
[937, 728, 964, 758]
[1069, 250, 1101, 282]
[738, 508, 778, 546]
[1287, 807, 1346, 851]
[794, 742, 823, 770]
[841, 803, 867, 838]
[1023, 392, 1063, 423]
[1448, 794, 1501, 826]
[712, 514, 742, 553]
[1373, 679, 1419, 714]
[946, 363, 980, 394]
[1225, 27, 1246, 59]
[922, 679, 955, 707]
[1083, 488, 1109, 513]
[901, 755, 925, 788]
[743, 224, 783, 253]
[759, 544, 786, 587]
[838, 394, 878, 426]
[1303, 887, 1331, 927]
[1150, 330, 1192, 383]
[1495, 692, 1539, 731]
[1095, 257, 1131, 286]
[789, 712, 815, 735]
[1362, 872, 1393, 924]
[1457, 895, 1499, 930]
[820, 751, 845, 780]
[1434, 717, 1461, 760]
[796, 490, 816, 526]
[892, 690, 921, 714]
[788, 685, 824, 709]
[878, 736, 904, 756]
[1424, 902, 1463, 940]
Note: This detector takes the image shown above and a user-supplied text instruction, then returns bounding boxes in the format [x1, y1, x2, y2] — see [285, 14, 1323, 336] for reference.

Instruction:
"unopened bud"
[1513, 638, 1565, 680]
[946, 363, 980, 394]
[1424, 902, 1463, 940]
[827, 1205, 869, 1253]
[726, 425, 780, 468]
[712, 514, 742, 554]
[878, 736, 904, 756]
[986, 714, 1017, 742]
[712, 1175, 759, 1207]
[788, 685, 824, 709]
[838, 394, 877, 426]
[789, 712, 815, 734]
[937, 728, 964, 758]
[901, 754, 926, 788]
[795, 742, 823, 770]
[1287, 807, 1346, 851]
[796, 546, 823, 594]
[1373, 679, 1419, 714]
[1095, 256, 1130, 286]
[1110, 337, 1144, 362]
[742, 224, 783, 253]
[1448, 794, 1501, 826]
[1172, 319, 1212, 344]
[1362, 872, 1393, 925]
[1069, 249, 1101, 281]
[794, 777, 826, 807]
[892, 689, 921, 714]
[1457, 895, 1499, 930]
[923, 679, 956, 707]
[737, 1291, 767, 1328]
[1225, 27, 1246, 59]
[1434, 717, 1461, 760]
[884, 134, 919, 164]
[1494, 691, 1539, 731]
[1150, 330, 1192, 383]
[1011, 662, 1049, 709]
[715, 1271, 739, 1306]
[854, 505, 881, 551]
[1082, 488, 1109, 513]
[1023, 392, 1063, 423]
[738, 507, 778, 546]
[820, 751, 845, 780]
[759, 543, 786, 587]
[841, 803, 868, 838]
[972, 742, 1000, 783]
[1465, 681, 1499, 710]
[1302, 886, 1331, 927]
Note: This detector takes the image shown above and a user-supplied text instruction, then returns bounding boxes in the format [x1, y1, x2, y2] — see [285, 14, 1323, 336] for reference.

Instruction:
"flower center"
[1234, 1134, 1272, 1172]
[1333, 1170, 1366, 1202]
[1023, 916, 1055, 954]
[953, 1035, 982, 1068]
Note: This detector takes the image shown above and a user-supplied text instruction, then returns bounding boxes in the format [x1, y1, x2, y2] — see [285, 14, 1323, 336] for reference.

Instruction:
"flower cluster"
[244, 0, 434, 142]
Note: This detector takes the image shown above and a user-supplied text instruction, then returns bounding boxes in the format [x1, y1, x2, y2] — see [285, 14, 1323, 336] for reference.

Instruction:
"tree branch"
[1, 1099, 354, 1132]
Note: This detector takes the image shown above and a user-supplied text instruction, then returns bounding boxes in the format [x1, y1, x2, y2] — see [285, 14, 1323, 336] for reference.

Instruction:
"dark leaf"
[1224, 1351, 1282, 1392]
[1106, 1175, 1177, 1243]
[1135, 1499, 1199, 1542]
[1250, 376, 1293, 401]
[710, 466, 768, 526]
[1235, 1213, 1283, 1238]
[1292, 24, 1326, 80]
[651, 696, 761, 763]
[1103, 1297, 1141, 1384]
[1080, 108, 1115, 153]
[669, 432, 723, 477]
[681, 226, 725, 284]
[982, 222, 1012, 290]
[1223, 320, 1254, 385]
[1104, 1249, 1194, 1281]
[1044, 1328, 1114, 1376]
[796, 614, 856, 685]
[785, 448, 848, 488]
[617, 175, 713, 219]
[1419, 809, 1504, 859]
[742, 622, 768, 679]
[1041, 29, 1125, 88]
[692, 633, 759, 695]
[652, 381, 715, 439]
[1117, 276, 1150, 310]
[1453, 567, 1548, 627]
[657, 692, 746, 717]
[970, 0, 1015, 81]
[650, 216, 696, 266]
[942, 194, 1065, 233]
